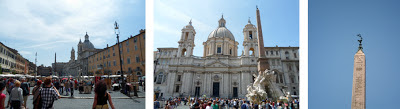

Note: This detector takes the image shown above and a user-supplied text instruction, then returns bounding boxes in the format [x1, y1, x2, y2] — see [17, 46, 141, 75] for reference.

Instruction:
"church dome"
[207, 16, 235, 41]
[82, 32, 95, 50]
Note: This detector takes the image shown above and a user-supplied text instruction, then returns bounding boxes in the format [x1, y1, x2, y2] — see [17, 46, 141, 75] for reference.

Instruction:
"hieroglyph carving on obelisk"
[351, 34, 365, 109]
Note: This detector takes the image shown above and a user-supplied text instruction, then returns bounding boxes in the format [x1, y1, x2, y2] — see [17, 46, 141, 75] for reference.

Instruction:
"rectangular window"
[291, 77, 295, 83]
[177, 75, 181, 81]
[127, 57, 131, 64]
[127, 47, 130, 52]
[135, 45, 138, 51]
[126, 41, 129, 46]
[136, 56, 140, 63]
[294, 53, 297, 58]
[113, 53, 115, 56]
[113, 60, 116, 66]
[217, 45, 222, 53]
[134, 37, 137, 43]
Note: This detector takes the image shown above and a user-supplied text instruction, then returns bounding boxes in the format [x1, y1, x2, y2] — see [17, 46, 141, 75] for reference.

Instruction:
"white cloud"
[0, 0, 143, 66]
[19, 51, 32, 55]
[0, 0, 118, 43]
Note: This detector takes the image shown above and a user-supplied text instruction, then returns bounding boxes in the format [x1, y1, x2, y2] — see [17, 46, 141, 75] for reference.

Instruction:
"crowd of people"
[0, 77, 115, 109]
[154, 97, 299, 109]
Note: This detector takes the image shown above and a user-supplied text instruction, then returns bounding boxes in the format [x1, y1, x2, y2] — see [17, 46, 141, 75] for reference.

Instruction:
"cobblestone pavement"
[2, 86, 145, 109]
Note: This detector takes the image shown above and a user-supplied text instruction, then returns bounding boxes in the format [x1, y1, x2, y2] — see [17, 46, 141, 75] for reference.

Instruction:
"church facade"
[154, 10, 299, 99]
[56, 32, 101, 76]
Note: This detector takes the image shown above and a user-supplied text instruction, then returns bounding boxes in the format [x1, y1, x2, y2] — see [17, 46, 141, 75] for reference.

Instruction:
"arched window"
[156, 72, 163, 84]
[181, 48, 187, 56]
[249, 48, 255, 56]
[249, 31, 253, 39]
[185, 32, 189, 40]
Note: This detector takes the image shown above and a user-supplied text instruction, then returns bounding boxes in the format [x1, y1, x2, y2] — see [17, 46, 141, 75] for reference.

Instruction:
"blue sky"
[154, 0, 299, 56]
[309, 0, 400, 108]
[0, 0, 145, 66]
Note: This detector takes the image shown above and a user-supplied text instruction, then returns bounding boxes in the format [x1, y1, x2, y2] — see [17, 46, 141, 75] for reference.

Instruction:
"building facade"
[154, 13, 299, 99]
[52, 62, 67, 76]
[264, 47, 299, 96]
[37, 65, 52, 76]
[88, 30, 145, 82]
[0, 42, 17, 74]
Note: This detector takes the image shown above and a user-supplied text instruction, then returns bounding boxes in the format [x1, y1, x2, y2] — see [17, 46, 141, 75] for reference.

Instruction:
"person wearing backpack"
[32, 80, 42, 109]
[20, 77, 30, 108]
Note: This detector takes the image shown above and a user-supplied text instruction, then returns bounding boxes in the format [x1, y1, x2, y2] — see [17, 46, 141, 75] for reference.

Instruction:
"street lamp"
[114, 21, 126, 94]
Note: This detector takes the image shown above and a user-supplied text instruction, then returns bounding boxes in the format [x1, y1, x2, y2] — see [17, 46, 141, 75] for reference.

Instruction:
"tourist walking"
[70, 80, 74, 97]
[0, 82, 6, 109]
[59, 80, 64, 95]
[20, 77, 30, 107]
[39, 77, 61, 109]
[64, 80, 70, 96]
[32, 80, 42, 109]
[6, 78, 14, 95]
[7, 80, 24, 109]
[92, 80, 115, 109]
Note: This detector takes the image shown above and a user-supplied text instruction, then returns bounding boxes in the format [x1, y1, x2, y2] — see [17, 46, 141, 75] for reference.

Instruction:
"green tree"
[0, 64, 2, 74]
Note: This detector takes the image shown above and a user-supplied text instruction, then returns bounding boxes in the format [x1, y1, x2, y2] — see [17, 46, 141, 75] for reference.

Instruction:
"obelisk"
[351, 34, 366, 109]
[256, 6, 270, 75]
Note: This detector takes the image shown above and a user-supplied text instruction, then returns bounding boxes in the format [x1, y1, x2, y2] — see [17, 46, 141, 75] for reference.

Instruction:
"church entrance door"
[195, 87, 200, 97]
[213, 82, 220, 97]
[233, 87, 238, 98]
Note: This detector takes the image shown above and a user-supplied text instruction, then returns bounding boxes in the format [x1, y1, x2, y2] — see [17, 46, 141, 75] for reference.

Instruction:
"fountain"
[246, 69, 286, 104]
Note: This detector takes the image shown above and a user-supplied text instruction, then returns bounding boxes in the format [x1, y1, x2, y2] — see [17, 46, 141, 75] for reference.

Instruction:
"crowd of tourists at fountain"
[154, 97, 299, 109]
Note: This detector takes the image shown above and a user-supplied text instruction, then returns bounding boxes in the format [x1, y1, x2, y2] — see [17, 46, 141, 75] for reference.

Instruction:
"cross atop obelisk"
[351, 34, 366, 109]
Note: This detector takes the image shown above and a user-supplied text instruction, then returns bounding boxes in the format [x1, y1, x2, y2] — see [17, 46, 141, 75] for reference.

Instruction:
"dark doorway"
[195, 87, 200, 97]
[155, 93, 159, 99]
[213, 82, 220, 97]
[233, 87, 238, 98]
